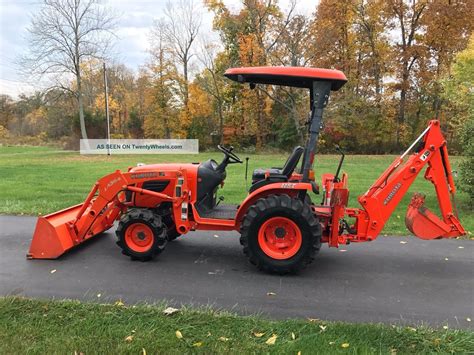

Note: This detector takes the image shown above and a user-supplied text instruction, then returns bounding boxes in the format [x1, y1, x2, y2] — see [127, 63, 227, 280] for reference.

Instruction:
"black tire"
[116, 209, 167, 261]
[240, 194, 321, 274]
[162, 213, 181, 241]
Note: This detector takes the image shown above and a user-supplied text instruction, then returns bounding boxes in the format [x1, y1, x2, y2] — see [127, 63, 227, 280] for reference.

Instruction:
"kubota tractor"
[28, 67, 466, 273]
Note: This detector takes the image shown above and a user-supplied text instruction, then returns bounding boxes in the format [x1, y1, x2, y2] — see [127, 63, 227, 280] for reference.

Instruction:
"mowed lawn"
[0, 145, 472, 235]
[1, 297, 473, 354]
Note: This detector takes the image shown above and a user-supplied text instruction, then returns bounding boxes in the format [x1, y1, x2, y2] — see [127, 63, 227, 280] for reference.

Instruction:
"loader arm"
[355, 120, 465, 241]
[28, 169, 186, 259]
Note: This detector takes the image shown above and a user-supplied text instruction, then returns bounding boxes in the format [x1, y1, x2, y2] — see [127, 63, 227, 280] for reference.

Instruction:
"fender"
[234, 182, 314, 228]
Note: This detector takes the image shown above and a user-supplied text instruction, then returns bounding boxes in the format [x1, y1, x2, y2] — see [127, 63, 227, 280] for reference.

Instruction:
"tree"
[22, 0, 116, 141]
[386, 0, 428, 146]
[150, 0, 202, 135]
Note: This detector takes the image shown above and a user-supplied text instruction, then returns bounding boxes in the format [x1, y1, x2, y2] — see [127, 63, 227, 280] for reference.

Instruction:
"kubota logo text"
[384, 183, 402, 205]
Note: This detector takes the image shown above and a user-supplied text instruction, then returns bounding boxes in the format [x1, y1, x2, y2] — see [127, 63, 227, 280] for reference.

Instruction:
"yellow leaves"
[124, 335, 134, 343]
[253, 332, 265, 338]
[467, 318, 471, 322]
[193, 341, 203, 347]
[175, 330, 183, 339]
[219, 336, 229, 342]
[400, 241, 407, 244]
[267, 292, 277, 296]
[291, 332, 296, 340]
[319, 325, 327, 332]
[188, 83, 213, 118]
[265, 334, 278, 345]
[341, 343, 350, 348]
[50, 269, 57, 274]
[114, 300, 124, 307]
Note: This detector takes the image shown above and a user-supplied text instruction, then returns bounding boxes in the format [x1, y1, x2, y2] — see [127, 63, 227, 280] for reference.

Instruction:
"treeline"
[0, 0, 473, 154]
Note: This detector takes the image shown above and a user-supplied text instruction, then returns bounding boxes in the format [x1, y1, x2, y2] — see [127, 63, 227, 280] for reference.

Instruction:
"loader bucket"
[405, 193, 450, 240]
[27, 203, 99, 259]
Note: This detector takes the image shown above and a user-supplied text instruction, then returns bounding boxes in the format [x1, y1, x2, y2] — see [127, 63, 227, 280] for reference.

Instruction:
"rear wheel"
[116, 209, 167, 261]
[240, 194, 321, 274]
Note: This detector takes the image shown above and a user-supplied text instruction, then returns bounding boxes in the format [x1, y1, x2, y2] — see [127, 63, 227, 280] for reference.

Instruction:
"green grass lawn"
[0, 145, 472, 235]
[1, 297, 472, 354]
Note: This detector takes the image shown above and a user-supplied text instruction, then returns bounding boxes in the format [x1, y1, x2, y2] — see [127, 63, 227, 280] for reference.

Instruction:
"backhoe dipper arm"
[356, 120, 465, 241]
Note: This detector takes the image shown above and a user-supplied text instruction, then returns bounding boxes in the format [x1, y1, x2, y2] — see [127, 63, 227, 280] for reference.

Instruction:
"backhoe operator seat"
[251, 146, 304, 190]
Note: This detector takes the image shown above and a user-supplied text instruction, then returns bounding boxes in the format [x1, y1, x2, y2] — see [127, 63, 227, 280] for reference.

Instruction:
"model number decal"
[131, 172, 158, 179]
[281, 183, 296, 189]
[383, 182, 402, 205]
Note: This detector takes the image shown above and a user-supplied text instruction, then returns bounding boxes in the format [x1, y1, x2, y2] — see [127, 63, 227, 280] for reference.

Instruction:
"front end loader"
[28, 66, 466, 273]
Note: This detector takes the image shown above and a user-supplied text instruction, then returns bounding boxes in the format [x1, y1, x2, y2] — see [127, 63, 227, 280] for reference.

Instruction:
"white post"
[103, 62, 111, 156]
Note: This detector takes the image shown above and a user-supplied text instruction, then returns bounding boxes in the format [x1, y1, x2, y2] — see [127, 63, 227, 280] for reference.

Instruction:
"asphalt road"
[0, 215, 472, 329]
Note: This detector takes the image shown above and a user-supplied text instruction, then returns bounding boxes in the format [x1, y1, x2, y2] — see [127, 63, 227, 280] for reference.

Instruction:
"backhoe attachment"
[355, 120, 465, 242]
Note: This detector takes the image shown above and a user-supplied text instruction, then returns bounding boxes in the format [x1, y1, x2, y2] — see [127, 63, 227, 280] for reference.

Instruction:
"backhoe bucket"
[405, 193, 451, 240]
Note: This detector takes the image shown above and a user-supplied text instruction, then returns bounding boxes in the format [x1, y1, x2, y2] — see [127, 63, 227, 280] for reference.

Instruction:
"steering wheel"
[217, 145, 243, 164]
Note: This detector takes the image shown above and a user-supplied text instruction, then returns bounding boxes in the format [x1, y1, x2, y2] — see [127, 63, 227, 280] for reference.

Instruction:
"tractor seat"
[252, 146, 304, 184]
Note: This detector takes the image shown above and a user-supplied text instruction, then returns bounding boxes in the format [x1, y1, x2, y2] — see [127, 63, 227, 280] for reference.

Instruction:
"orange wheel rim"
[258, 217, 302, 260]
[125, 223, 154, 253]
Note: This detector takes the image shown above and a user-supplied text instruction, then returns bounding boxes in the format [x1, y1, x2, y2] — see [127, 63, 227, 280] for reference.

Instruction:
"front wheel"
[240, 194, 321, 274]
[116, 209, 167, 261]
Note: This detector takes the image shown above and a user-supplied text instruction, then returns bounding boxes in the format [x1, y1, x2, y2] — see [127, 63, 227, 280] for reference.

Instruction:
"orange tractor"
[28, 67, 466, 273]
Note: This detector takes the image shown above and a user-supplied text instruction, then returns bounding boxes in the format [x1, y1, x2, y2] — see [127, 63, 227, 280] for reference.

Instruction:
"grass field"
[0, 145, 472, 234]
[1, 297, 473, 354]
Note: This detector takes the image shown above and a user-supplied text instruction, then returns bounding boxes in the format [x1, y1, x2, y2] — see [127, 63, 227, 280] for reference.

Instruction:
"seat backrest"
[281, 146, 304, 177]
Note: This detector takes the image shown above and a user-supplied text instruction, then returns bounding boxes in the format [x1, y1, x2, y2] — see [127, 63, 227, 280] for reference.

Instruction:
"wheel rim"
[258, 217, 302, 260]
[124, 223, 154, 253]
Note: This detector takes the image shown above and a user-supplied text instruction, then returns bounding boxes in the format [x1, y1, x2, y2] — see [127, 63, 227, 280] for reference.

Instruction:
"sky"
[0, 0, 317, 99]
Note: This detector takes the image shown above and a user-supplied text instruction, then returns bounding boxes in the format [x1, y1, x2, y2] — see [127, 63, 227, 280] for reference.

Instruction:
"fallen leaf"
[458, 246, 464, 249]
[97, 293, 101, 298]
[400, 241, 407, 244]
[297, 352, 301, 355]
[267, 292, 276, 296]
[339, 249, 347, 252]
[443, 325, 448, 330]
[407, 327, 417, 332]
[341, 343, 350, 348]
[163, 307, 179, 316]
[390, 349, 397, 355]
[50, 269, 57, 274]
[175, 330, 183, 339]
[265, 334, 277, 345]
[124, 335, 133, 343]
[291, 332, 296, 340]
[207, 332, 212, 337]
[396, 215, 401, 219]
[131, 330, 136, 333]
[444, 258, 449, 261]
[319, 325, 327, 331]
[467, 318, 471, 322]
[253, 332, 265, 338]
[307, 318, 319, 322]
[114, 300, 124, 307]
[329, 341, 335, 345]
[219, 337, 229, 342]
[193, 342, 203, 347]
[141, 348, 146, 355]
[213, 234, 219, 238]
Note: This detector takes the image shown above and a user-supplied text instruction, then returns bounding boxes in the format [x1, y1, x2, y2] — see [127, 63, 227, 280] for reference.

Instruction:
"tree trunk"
[76, 71, 88, 141]
[397, 66, 409, 147]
